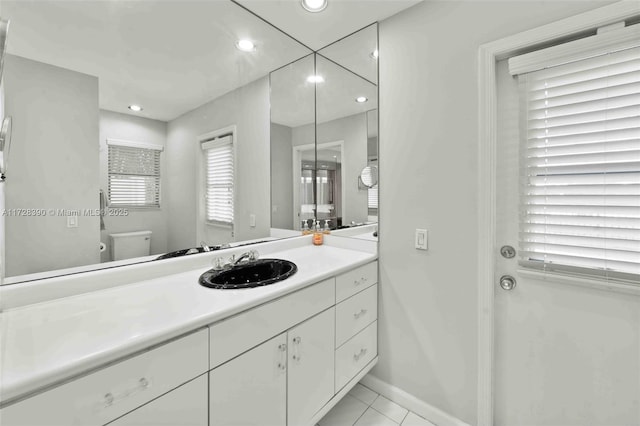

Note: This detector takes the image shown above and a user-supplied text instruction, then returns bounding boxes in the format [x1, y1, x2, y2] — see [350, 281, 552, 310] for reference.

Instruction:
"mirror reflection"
[315, 49, 378, 228]
[1, 0, 312, 282]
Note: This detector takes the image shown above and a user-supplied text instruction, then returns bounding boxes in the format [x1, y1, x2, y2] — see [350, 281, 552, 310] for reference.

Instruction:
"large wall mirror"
[0, 1, 378, 285]
[0, 1, 312, 283]
[270, 23, 378, 235]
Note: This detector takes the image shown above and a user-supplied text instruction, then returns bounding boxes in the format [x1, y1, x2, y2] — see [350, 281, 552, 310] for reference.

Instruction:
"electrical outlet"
[415, 229, 428, 250]
[67, 215, 78, 228]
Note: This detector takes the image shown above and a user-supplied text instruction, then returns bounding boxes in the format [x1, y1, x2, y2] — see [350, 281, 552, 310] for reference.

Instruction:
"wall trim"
[361, 374, 471, 426]
[476, 2, 640, 425]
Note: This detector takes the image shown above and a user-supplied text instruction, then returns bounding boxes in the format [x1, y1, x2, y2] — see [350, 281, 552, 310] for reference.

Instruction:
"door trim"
[476, 2, 640, 425]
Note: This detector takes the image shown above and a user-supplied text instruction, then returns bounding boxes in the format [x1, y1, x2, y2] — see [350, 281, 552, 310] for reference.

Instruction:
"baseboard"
[360, 374, 471, 426]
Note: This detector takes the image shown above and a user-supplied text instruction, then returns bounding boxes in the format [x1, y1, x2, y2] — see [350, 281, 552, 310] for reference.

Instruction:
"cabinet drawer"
[335, 284, 377, 347]
[335, 321, 377, 392]
[1, 329, 209, 426]
[209, 278, 335, 368]
[335, 261, 377, 303]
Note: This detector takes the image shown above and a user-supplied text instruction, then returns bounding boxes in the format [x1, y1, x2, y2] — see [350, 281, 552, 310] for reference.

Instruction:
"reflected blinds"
[202, 135, 234, 225]
[108, 142, 162, 208]
[511, 27, 640, 281]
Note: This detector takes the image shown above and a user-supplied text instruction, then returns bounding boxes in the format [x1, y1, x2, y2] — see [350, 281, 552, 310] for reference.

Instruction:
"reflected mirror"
[0, 1, 312, 283]
[360, 165, 378, 188]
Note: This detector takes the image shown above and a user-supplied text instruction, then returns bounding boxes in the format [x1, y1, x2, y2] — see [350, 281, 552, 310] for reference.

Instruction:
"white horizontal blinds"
[368, 187, 378, 209]
[202, 135, 233, 225]
[108, 143, 161, 208]
[516, 37, 640, 282]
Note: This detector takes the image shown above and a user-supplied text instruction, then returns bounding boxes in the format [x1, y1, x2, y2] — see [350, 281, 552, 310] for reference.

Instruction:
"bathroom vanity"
[0, 237, 378, 426]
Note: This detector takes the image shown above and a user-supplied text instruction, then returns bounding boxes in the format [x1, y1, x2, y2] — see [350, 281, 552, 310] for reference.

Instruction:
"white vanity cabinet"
[0, 259, 378, 426]
[210, 333, 288, 426]
[209, 308, 335, 426]
[108, 375, 208, 426]
[207, 260, 378, 426]
[0, 329, 209, 426]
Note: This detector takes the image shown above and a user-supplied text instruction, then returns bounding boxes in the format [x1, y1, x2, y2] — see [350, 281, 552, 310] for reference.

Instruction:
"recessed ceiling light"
[371, 49, 379, 59]
[301, 0, 327, 13]
[236, 39, 256, 52]
[128, 104, 143, 112]
[355, 96, 368, 103]
[307, 75, 324, 83]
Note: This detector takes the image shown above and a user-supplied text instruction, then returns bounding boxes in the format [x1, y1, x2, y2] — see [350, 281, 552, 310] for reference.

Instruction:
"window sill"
[517, 268, 640, 296]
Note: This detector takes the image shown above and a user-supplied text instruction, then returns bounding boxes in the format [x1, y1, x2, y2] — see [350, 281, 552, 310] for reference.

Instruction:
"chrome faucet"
[232, 250, 259, 266]
[200, 241, 211, 252]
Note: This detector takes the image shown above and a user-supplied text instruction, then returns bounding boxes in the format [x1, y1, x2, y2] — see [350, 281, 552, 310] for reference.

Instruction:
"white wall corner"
[360, 374, 472, 426]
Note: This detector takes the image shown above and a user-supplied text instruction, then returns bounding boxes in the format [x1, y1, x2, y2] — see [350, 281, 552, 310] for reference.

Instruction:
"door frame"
[476, 2, 640, 425]
[292, 140, 345, 230]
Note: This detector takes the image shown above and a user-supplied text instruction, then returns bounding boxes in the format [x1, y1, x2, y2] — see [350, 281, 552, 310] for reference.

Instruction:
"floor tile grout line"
[398, 409, 409, 425]
[351, 406, 373, 426]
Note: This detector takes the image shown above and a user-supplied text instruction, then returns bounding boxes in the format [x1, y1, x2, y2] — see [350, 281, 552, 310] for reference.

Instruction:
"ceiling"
[236, 0, 421, 51]
[1, 1, 311, 121]
[1, 0, 419, 122]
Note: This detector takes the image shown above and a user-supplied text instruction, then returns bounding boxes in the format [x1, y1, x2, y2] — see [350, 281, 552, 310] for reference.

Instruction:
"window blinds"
[108, 141, 162, 208]
[202, 135, 234, 225]
[511, 28, 640, 282]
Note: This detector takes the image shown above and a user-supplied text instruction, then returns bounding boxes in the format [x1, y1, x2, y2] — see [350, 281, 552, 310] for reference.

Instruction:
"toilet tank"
[109, 230, 152, 261]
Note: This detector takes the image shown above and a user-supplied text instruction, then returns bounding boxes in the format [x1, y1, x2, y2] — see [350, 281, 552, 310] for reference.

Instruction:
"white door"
[209, 333, 287, 426]
[109, 375, 208, 426]
[287, 308, 335, 425]
[493, 59, 640, 426]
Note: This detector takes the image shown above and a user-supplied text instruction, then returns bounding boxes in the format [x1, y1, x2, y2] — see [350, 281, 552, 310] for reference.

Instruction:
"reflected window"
[201, 135, 234, 225]
[107, 140, 162, 208]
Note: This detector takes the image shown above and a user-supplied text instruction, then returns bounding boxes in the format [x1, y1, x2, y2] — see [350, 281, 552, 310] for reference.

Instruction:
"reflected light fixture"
[371, 49, 379, 59]
[301, 0, 327, 12]
[236, 39, 256, 52]
[307, 75, 324, 83]
[128, 104, 143, 112]
[355, 96, 368, 103]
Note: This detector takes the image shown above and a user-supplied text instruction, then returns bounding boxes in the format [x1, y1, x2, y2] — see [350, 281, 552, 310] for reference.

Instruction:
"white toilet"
[109, 230, 152, 261]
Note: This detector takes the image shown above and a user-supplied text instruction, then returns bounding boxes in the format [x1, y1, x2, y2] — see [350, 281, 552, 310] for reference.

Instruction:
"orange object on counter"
[313, 231, 324, 245]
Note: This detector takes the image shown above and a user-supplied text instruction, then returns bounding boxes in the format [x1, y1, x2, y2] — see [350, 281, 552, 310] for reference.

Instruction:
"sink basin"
[199, 259, 297, 289]
[155, 246, 223, 260]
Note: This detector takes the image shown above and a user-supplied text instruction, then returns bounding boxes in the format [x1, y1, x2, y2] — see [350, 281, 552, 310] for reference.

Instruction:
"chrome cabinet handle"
[353, 309, 368, 319]
[292, 336, 301, 362]
[353, 348, 367, 361]
[277, 343, 287, 371]
[102, 377, 151, 409]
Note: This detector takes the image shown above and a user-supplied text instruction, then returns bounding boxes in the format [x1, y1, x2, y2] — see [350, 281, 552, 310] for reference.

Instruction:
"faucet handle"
[249, 250, 259, 261]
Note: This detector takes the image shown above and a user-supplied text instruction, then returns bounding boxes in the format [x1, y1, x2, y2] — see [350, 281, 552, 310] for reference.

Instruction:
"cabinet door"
[210, 333, 287, 426]
[287, 308, 335, 426]
[108, 375, 207, 426]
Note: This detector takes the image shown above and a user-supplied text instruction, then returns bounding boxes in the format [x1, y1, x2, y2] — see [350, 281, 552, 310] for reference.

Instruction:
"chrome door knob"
[499, 275, 516, 291]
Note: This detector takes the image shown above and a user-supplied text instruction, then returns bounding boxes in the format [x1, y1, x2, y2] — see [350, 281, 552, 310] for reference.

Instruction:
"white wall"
[3, 55, 100, 277]
[292, 113, 369, 225]
[376, 1, 616, 424]
[270, 123, 294, 229]
[99, 110, 169, 261]
[166, 77, 270, 249]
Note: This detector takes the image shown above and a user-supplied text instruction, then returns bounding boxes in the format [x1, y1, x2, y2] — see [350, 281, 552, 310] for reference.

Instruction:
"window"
[202, 135, 234, 225]
[107, 139, 162, 208]
[510, 24, 640, 281]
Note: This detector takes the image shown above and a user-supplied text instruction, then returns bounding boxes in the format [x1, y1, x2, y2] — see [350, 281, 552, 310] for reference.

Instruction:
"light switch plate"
[249, 214, 256, 227]
[415, 229, 428, 250]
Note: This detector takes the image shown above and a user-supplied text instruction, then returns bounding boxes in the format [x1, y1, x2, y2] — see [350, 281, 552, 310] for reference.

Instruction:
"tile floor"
[317, 383, 437, 426]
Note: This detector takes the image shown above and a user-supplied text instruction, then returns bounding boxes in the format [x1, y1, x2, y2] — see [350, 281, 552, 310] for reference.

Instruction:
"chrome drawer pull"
[102, 377, 151, 409]
[353, 348, 368, 361]
[353, 309, 368, 319]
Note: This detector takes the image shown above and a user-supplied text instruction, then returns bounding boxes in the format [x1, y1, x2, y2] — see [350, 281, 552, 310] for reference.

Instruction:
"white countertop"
[0, 239, 376, 405]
